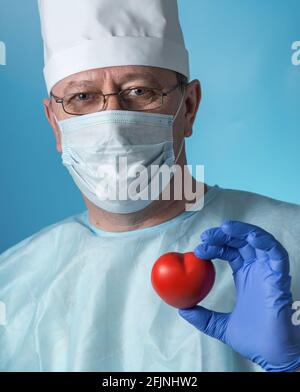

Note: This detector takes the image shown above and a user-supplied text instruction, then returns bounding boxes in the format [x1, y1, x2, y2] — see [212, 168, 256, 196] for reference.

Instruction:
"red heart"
[151, 252, 215, 309]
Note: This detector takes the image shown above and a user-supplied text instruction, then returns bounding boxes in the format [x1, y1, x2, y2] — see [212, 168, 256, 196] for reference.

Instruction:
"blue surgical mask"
[54, 92, 185, 214]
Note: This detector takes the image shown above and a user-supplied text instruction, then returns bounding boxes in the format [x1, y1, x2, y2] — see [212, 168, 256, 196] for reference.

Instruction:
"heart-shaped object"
[151, 252, 215, 309]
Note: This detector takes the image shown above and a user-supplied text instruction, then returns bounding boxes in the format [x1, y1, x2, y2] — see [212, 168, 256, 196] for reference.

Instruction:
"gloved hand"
[178, 220, 300, 372]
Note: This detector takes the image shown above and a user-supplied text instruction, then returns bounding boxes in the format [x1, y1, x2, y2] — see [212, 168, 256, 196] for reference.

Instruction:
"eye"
[66, 92, 99, 105]
[129, 87, 149, 96]
[75, 92, 93, 101]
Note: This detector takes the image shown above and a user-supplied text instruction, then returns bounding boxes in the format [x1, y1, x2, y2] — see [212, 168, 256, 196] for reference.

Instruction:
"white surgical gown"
[0, 184, 300, 371]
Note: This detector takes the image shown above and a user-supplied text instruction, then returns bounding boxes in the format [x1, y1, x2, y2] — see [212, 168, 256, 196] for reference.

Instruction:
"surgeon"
[0, 0, 300, 372]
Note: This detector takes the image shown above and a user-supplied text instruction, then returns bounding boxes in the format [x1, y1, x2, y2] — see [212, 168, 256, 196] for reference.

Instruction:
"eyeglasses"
[50, 82, 185, 116]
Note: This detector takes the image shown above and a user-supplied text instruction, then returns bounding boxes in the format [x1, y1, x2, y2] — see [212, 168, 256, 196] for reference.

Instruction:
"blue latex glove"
[178, 220, 300, 372]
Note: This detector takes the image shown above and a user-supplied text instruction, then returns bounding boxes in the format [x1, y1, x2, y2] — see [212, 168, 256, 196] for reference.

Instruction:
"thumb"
[178, 305, 229, 343]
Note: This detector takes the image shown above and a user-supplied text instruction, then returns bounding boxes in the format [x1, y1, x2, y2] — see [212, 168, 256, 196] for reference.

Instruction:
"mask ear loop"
[172, 84, 187, 164]
[53, 112, 59, 125]
[174, 137, 185, 164]
[173, 84, 186, 122]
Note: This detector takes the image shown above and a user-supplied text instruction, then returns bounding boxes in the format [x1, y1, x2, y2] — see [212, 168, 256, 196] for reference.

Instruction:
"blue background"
[0, 0, 300, 253]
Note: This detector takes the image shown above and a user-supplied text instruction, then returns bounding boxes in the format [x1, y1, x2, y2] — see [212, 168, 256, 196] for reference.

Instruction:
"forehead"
[52, 65, 177, 94]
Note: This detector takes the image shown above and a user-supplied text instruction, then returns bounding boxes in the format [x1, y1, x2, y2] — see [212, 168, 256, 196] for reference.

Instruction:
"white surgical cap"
[38, 0, 190, 94]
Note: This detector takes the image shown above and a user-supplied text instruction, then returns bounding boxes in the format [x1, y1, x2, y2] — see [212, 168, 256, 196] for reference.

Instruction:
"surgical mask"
[54, 92, 185, 214]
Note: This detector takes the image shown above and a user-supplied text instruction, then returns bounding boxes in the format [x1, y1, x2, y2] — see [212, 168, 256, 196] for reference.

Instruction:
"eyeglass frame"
[50, 82, 187, 116]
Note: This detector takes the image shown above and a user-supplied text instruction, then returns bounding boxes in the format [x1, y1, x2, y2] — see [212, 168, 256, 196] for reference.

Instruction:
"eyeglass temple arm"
[50, 91, 63, 103]
[162, 82, 186, 96]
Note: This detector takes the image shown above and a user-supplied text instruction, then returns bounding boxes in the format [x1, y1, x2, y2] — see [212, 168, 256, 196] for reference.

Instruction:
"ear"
[43, 98, 62, 152]
[183, 79, 201, 138]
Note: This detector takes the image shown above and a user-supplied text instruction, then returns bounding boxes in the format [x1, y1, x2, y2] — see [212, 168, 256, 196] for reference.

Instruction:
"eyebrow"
[62, 72, 162, 94]
[63, 80, 97, 94]
[118, 72, 159, 83]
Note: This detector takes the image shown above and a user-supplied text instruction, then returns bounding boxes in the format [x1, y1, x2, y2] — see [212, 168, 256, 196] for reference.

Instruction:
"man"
[0, 0, 299, 372]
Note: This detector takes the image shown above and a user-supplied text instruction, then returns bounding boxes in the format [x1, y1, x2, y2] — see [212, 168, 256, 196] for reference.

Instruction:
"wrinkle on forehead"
[52, 65, 177, 95]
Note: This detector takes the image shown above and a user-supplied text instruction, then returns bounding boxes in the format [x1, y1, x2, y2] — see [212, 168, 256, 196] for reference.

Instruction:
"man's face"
[43, 65, 201, 161]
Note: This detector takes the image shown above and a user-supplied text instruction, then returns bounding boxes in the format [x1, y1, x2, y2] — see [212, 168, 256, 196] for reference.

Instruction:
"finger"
[220, 220, 271, 241]
[200, 227, 256, 262]
[194, 243, 243, 272]
[237, 243, 256, 263]
[247, 231, 290, 274]
[200, 227, 247, 248]
[221, 220, 290, 271]
[178, 306, 229, 343]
